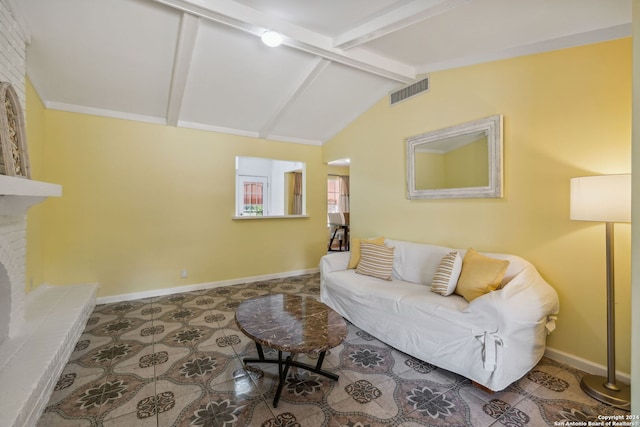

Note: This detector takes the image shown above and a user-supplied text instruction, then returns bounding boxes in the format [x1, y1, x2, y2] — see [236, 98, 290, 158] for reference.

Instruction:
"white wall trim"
[96, 268, 320, 305]
[177, 120, 323, 146]
[417, 23, 632, 75]
[264, 133, 323, 146]
[28, 97, 325, 147]
[45, 101, 167, 126]
[544, 346, 631, 384]
[176, 120, 259, 139]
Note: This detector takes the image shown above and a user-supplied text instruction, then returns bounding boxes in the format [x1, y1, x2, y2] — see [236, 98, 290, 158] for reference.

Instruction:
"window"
[328, 176, 340, 213]
[243, 182, 264, 216]
[237, 176, 268, 216]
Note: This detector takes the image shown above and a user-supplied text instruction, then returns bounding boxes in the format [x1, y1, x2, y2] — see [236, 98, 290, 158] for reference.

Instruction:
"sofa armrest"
[462, 265, 559, 373]
[320, 252, 351, 277]
[465, 265, 560, 330]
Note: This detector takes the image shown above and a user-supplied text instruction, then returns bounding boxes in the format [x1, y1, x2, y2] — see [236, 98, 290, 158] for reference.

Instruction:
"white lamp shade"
[570, 174, 631, 223]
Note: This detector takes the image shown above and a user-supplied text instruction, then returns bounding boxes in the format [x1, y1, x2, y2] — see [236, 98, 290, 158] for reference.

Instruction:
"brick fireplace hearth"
[0, 175, 97, 427]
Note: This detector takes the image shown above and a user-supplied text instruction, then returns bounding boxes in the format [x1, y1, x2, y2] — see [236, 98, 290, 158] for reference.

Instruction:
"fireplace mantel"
[0, 174, 62, 195]
[0, 175, 62, 215]
[0, 175, 62, 340]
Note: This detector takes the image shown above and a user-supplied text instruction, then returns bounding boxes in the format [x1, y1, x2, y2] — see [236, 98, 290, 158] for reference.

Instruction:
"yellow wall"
[25, 78, 47, 292]
[324, 39, 632, 372]
[28, 108, 327, 298]
[327, 165, 350, 176]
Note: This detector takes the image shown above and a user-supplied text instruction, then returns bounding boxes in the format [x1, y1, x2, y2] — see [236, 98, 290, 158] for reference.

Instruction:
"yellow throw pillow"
[348, 237, 386, 269]
[455, 248, 510, 302]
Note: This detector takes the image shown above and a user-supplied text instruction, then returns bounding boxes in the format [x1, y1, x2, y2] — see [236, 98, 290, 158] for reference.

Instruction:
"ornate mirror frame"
[406, 115, 503, 199]
[0, 82, 31, 178]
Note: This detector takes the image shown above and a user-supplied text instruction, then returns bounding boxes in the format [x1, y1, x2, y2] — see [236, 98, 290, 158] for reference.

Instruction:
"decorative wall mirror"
[406, 115, 503, 199]
[235, 156, 306, 218]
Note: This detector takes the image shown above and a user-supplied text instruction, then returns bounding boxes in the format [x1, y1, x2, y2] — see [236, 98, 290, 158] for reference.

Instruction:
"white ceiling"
[14, 0, 631, 145]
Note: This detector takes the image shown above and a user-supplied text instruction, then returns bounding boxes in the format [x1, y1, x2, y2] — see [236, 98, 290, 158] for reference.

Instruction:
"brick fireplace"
[1, 3, 97, 425]
[0, 175, 97, 427]
[0, 177, 60, 342]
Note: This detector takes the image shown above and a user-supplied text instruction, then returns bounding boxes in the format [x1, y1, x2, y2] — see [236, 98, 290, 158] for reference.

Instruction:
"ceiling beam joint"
[259, 58, 331, 139]
[149, 0, 415, 83]
[333, 0, 470, 50]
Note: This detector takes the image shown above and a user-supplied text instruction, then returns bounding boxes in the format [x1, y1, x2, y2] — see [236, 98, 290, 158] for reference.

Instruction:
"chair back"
[328, 212, 344, 225]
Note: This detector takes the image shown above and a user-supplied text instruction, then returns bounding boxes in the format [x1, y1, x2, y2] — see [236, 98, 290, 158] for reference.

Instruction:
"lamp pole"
[604, 222, 618, 391]
[579, 221, 630, 409]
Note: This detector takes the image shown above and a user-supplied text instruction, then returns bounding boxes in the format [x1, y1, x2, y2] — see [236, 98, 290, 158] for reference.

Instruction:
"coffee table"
[235, 293, 347, 407]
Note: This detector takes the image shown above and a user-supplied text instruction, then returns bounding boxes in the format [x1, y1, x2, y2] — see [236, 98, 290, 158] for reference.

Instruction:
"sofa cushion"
[324, 269, 469, 316]
[431, 251, 463, 296]
[455, 248, 510, 302]
[386, 239, 452, 285]
[356, 242, 395, 280]
[348, 236, 386, 269]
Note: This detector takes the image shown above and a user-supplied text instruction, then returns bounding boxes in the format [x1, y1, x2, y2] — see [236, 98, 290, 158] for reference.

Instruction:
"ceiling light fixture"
[261, 31, 283, 47]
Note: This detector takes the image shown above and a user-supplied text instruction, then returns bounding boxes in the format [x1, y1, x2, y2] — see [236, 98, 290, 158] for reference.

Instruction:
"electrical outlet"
[181, 269, 188, 279]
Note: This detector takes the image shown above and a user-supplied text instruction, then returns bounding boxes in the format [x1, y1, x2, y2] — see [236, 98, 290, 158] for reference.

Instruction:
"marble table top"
[235, 294, 347, 354]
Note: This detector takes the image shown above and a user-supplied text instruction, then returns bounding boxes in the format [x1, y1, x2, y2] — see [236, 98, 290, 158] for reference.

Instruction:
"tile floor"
[37, 273, 627, 426]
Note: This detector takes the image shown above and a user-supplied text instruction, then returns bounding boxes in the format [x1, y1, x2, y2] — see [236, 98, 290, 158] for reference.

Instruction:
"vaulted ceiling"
[14, 0, 631, 145]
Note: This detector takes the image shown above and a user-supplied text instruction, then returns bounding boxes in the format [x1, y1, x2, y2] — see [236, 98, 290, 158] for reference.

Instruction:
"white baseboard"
[544, 346, 631, 384]
[95, 268, 320, 305]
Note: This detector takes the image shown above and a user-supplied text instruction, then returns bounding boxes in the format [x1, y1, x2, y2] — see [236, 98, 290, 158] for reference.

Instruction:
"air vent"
[390, 76, 429, 105]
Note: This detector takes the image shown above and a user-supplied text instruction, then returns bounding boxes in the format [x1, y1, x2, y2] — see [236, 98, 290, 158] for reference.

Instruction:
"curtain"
[291, 171, 303, 215]
[339, 175, 350, 213]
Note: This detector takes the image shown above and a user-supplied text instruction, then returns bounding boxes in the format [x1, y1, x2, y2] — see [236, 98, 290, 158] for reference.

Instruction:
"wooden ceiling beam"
[333, 0, 470, 50]
[258, 58, 330, 140]
[150, 0, 415, 83]
[166, 13, 200, 127]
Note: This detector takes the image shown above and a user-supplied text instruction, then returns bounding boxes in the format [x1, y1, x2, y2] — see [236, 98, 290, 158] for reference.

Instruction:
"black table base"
[242, 342, 339, 407]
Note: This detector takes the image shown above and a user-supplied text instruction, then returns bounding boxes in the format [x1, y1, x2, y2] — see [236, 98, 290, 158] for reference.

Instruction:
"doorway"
[327, 159, 350, 251]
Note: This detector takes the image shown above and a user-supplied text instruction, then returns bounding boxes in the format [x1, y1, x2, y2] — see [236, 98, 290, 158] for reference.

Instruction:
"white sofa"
[320, 239, 560, 391]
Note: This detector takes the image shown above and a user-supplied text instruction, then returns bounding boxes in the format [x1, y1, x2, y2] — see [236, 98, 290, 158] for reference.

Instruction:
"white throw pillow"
[386, 239, 452, 285]
[430, 251, 462, 296]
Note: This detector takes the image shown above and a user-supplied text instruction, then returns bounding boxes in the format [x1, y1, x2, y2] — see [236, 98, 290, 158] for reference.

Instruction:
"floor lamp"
[570, 174, 631, 410]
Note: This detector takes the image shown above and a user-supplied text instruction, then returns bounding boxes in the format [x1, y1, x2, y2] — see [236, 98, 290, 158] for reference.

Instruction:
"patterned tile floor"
[37, 273, 627, 426]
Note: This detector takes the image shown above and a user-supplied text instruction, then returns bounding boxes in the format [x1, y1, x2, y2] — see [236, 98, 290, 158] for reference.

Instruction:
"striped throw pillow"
[430, 251, 462, 296]
[355, 241, 395, 280]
